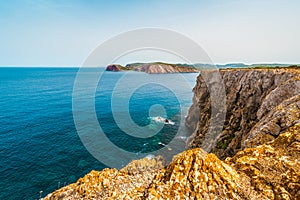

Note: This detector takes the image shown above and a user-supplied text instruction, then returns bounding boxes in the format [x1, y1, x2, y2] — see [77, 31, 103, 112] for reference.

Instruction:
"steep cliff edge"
[44, 67, 300, 199]
[186, 68, 300, 159]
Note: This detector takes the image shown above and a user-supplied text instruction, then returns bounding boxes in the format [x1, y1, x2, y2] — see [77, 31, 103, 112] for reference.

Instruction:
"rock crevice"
[186, 68, 300, 159]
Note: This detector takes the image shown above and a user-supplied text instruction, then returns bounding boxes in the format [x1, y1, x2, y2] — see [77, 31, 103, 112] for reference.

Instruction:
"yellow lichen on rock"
[227, 124, 300, 199]
[44, 124, 300, 200]
[43, 156, 164, 200]
[145, 149, 243, 199]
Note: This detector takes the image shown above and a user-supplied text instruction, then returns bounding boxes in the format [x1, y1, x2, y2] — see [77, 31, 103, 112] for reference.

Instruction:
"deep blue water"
[0, 67, 198, 199]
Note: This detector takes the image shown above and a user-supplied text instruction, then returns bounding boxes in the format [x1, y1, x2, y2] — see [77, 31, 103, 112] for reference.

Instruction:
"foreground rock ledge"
[44, 124, 300, 200]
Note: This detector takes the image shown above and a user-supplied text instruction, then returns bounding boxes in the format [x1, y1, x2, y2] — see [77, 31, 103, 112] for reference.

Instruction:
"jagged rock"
[244, 93, 300, 148]
[145, 149, 249, 199]
[44, 124, 300, 199]
[186, 68, 300, 159]
[43, 156, 164, 200]
[226, 124, 300, 199]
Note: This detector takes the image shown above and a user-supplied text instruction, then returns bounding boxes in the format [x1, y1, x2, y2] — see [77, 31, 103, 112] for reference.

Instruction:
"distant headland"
[106, 62, 299, 74]
[106, 62, 199, 74]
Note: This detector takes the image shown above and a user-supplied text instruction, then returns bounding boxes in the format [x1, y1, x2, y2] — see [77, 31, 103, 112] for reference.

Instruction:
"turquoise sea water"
[0, 68, 198, 199]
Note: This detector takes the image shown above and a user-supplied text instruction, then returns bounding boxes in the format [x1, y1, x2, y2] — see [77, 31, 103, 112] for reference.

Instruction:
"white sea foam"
[150, 116, 175, 125]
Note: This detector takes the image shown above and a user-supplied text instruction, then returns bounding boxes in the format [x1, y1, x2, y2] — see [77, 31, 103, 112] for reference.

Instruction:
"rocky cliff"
[186, 67, 300, 159]
[105, 62, 198, 74]
[44, 67, 300, 199]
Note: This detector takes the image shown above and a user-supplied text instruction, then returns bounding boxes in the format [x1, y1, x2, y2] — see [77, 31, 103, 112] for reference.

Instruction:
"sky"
[0, 0, 300, 66]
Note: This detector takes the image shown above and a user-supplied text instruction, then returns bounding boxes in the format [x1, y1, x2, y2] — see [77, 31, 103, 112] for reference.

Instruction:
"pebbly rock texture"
[186, 67, 300, 159]
[226, 124, 300, 199]
[43, 123, 300, 199]
[105, 62, 199, 74]
[147, 124, 300, 199]
[43, 156, 165, 200]
[145, 149, 251, 199]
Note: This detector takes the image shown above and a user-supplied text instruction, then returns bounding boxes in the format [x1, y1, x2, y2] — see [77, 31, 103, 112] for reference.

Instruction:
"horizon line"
[0, 62, 299, 68]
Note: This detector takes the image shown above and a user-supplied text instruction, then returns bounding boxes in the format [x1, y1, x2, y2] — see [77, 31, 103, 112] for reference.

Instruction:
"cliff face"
[44, 68, 300, 199]
[105, 62, 198, 74]
[186, 68, 300, 159]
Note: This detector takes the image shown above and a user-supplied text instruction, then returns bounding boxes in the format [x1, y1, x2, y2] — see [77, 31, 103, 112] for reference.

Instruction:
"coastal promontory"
[106, 62, 199, 74]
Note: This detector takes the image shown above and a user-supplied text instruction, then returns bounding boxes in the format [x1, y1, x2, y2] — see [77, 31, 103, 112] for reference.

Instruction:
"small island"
[106, 62, 199, 74]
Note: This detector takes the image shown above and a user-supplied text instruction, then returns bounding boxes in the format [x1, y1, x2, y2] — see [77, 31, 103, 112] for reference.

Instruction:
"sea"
[0, 67, 198, 199]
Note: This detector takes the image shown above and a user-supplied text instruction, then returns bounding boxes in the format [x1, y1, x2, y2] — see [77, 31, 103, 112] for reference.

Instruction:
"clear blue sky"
[1, 0, 299, 66]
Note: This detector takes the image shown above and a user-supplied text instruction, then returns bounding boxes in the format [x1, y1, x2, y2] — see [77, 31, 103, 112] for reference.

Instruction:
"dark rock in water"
[106, 64, 124, 71]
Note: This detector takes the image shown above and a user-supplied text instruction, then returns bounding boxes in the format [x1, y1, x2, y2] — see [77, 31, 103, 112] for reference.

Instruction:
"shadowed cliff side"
[186, 68, 300, 159]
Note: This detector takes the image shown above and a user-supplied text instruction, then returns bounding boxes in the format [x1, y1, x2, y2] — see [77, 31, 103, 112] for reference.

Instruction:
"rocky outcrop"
[44, 123, 300, 199]
[186, 67, 300, 159]
[226, 124, 300, 199]
[105, 62, 198, 74]
[43, 156, 165, 199]
[148, 124, 300, 199]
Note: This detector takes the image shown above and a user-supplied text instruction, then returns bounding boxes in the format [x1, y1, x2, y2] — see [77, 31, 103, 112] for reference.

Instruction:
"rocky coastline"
[44, 66, 300, 199]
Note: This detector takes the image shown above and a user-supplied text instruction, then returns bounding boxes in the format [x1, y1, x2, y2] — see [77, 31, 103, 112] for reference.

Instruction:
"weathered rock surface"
[148, 124, 300, 199]
[43, 156, 165, 200]
[44, 124, 300, 199]
[105, 62, 199, 74]
[186, 67, 300, 159]
[226, 124, 300, 200]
